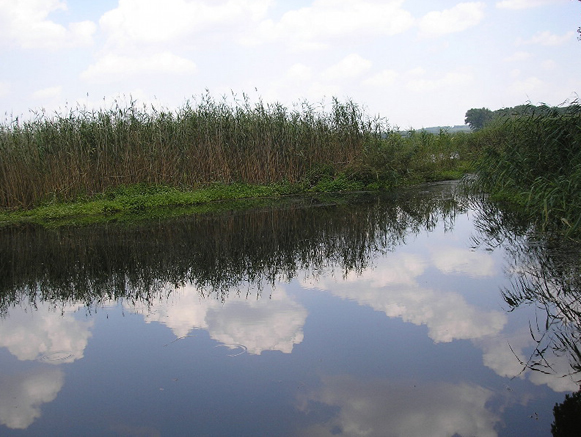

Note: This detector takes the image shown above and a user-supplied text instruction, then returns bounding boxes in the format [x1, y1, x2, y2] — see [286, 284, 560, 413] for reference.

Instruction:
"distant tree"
[464, 108, 494, 131]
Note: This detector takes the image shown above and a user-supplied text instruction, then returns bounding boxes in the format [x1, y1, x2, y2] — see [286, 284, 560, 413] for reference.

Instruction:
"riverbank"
[0, 170, 468, 228]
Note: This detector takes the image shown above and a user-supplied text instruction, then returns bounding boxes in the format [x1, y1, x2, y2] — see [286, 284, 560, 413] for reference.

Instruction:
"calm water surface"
[0, 181, 579, 436]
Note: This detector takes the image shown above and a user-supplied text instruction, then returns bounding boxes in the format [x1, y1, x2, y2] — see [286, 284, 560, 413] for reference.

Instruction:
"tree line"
[464, 103, 581, 131]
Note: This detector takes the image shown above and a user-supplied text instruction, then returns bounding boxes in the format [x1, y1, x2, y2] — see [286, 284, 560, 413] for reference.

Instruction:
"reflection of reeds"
[470, 194, 581, 382]
[0, 183, 464, 312]
[0, 93, 471, 210]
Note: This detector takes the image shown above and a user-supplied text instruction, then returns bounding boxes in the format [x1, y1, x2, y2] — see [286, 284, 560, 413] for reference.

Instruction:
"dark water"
[0, 181, 579, 436]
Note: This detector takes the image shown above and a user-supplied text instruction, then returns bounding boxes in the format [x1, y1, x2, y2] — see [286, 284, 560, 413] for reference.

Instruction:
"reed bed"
[469, 103, 581, 236]
[0, 93, 470, 210]
[0, 94, 372, 208]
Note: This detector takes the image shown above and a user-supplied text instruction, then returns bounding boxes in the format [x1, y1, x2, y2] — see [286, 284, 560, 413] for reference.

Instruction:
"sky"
[0, 0, 580, 129]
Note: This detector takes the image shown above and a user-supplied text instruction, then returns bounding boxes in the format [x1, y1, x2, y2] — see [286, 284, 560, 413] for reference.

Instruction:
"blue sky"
[0, 0, 579, 128]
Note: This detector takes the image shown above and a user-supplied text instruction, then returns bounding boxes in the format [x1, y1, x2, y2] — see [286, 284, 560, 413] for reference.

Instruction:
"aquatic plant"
[0, 93, 471, 210]
[468, 102, 581, 236]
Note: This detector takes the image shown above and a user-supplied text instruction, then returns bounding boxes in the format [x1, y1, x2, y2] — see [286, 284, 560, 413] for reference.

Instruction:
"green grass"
[0, 182, 301, 228]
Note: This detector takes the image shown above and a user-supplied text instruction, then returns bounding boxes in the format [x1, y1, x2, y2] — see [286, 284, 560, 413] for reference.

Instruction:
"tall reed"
[0, 94, 378, 208]
[0, 93, 472, 210]
[470, 102, 581, 235]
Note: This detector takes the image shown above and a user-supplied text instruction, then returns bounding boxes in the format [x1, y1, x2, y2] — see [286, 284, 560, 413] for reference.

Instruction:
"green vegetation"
[0, 93, 472, 226]
[466, 101, 581, 237]
[464, 103, 579, 131]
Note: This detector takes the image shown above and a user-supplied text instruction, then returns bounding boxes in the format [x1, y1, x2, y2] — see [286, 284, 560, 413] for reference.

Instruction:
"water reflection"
[298, 376, 500, 437]
[0, 188, 463, 312]
[470, 195, 581, 390]
[126, 284, 307, 354]
[301, 252, 506, 343]
[0, 368, 64, 429]
[0, 303, 92, 363]
[0, 181, 579, 435]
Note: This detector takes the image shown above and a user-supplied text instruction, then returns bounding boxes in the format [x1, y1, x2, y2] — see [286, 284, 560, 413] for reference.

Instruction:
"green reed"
[0, 93, 471, 210]
[469, 103, 581, 236]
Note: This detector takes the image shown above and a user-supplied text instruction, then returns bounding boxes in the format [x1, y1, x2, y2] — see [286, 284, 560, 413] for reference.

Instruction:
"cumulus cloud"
[32, 86, 62, 100]
[542, 59, 557, 70]
[81, 52, 197, 83]
[518, 31, 575, 46]
[251, 0, 414, 50]
[127, 284, 307, 355]
[505, 51, 531, 62]
[363, 69, 398, 87]
[321, 54, 372, 81]
[0, 368, 64, 429]
[418, 2, 485, 37]
[99, 0, 272, 49]
[406, 69, 473, 93]
[496, 0, 570, 9]
[509, 76, 543, 95]
[287, 63, 313, 82]
[0, 303, 93, 364]
[0, 0, 96, 49]
[298, 376, 501, 437]
[0, 81, 10, 97]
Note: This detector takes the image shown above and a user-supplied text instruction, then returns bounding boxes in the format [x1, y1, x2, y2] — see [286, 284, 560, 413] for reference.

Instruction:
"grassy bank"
[0, 93, 472, 226]
[466, 102, 581, 237]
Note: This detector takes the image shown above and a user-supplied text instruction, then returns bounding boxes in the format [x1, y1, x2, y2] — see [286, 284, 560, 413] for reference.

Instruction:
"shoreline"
[0, 175, 464, 229]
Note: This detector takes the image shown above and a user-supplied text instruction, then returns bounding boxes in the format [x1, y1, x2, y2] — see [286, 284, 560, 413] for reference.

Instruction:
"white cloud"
[505, 51, 531, 62]
[363, 69, 398, 87]
[510, 76, 544, 95]
[496, 0, 570, 10]
[99, 0, 272, 50]
[542, 59, 557, 70]
[299, 376, 501, 437]
[0, 368, 64, 429]
[0, 0, 96, 49]
[252, 0, 414, 50]
[0, 81, 10, 97]
[406, 69, 473, 93]
[81, 52, 197, 83]
[287, 63, 313, 82]
[32, 86, 62, 100]
[419, 2, 485, 37]
[0, 303, 93, 364]
[127, 284, 307, 355]
[518, 31, 575, 46]
[321, 54, 372, 81]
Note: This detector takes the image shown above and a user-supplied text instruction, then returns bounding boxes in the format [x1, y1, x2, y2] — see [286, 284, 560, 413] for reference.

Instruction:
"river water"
[0, 181, 579, 436]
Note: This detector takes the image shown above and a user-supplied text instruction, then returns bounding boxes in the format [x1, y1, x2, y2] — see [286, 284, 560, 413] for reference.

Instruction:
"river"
[0, 180, 579, 436]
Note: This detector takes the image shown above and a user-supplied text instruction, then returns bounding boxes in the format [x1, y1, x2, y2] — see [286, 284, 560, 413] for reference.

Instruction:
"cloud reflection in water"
[126, 284, 307, 355]
[297, 375, 500, 437]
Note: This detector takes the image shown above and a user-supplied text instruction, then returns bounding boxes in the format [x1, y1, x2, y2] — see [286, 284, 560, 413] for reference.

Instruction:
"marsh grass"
[0, 92, 471, 214]
[469, 102, 581, 236]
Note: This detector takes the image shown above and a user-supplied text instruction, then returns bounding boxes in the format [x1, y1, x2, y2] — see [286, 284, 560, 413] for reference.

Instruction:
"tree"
[464, 108, 494, 131]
